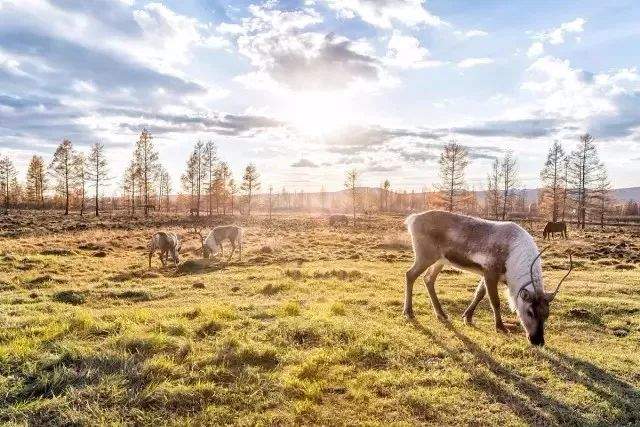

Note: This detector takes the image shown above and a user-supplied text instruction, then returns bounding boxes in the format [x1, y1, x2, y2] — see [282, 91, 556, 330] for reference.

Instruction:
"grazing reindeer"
[404, 210, 572, 346]
[148, 231, 181, 268]
[543, 221, 567, 239]
[204, 225, 243, 261]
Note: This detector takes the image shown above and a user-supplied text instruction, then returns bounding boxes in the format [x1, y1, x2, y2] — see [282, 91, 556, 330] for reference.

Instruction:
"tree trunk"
[64, 168, 69, 215]
[95, 176, 99, 216]
[352, 190, 356, 225]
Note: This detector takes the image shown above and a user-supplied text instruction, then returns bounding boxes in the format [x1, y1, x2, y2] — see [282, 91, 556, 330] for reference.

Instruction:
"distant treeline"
[1, 130, 639, 226]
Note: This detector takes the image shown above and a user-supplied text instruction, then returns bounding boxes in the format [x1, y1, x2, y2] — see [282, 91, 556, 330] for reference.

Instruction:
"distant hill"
[281, 186, 640, 203]
[249, 186, 640, 212]
[473, 187, 640, 204]
[613, 187, 640, 203]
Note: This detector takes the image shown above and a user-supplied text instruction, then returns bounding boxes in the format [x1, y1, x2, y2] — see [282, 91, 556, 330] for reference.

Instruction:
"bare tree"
[486, 158, 503, 220]
[436, 140, 469, 212]
[592, 163, 612, 229]
[241, 163, 260, 216]
[228, 178, 237, 214]
[382, 179, 391, 212]
[500, 150, 519, 220]
[202, 140, 217, 216]
[26, 155, 46, 209]
[123, 160, 140, 216]
[568, 134, 601, 229]
[86, 142, 109, 216]
[217, 162, 231, 214]
[561, 157, 569, 221]
[73, 151, 87, 216]
[268, 185, 273, 220]
[211, 171, 225, 214]
[134, 129, 159, 216]
[50, 139, 75, 215]
[0, 155, 17, 213]
[539, 141, 566, 222]
[187, 141, 207, 216]
[344, 168, 360, 224]
[157, 166, 171, 212]
[182, 152, 197, 214]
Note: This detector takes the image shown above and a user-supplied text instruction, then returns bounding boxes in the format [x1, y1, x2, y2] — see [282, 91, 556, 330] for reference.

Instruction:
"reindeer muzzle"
[529, 329, 545, 346]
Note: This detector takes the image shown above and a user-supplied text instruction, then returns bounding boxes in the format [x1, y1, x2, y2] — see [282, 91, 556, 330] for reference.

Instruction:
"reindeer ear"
[521, 288, 534, 302]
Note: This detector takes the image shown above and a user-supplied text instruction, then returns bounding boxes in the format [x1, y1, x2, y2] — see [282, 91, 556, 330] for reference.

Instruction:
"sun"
[286, 91, 353, 136]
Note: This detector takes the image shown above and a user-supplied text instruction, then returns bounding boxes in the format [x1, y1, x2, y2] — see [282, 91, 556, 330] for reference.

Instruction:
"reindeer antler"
[547, 252, 573, 302]
[529, 246, 549, 289]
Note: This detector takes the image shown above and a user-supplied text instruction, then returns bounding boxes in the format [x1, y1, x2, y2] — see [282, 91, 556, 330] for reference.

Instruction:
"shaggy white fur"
[504, 223, 543, 312]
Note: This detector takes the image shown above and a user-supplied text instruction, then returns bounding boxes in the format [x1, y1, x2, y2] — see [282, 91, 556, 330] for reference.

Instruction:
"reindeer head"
[203, 232, 219, 259]
[516, 248, 572, 346]
[187, 222, 207, 258]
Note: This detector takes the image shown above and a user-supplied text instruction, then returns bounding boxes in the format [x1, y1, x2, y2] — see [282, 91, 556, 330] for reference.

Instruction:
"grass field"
[0, 213, 639, 425]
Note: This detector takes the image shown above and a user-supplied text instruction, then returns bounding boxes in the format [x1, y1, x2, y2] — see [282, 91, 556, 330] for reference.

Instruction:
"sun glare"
[286, 92, 353, 136]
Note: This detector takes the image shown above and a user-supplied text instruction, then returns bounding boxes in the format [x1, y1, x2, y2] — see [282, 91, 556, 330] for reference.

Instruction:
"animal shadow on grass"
[174, 258, 248, 276]
[540, 349, 640, 424]
[408, 319, 590, 426]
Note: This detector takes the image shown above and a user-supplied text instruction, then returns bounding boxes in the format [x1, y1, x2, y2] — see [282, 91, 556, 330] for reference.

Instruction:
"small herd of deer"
[148, 225, 243, 267]
[147, 213, 572, 346]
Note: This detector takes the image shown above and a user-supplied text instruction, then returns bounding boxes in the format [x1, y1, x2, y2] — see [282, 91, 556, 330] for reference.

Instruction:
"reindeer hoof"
[496, 324, 509, 333]
[462, 315, 473, 325]
[436, 313, 449, 322]
[403, 309, 414, 319]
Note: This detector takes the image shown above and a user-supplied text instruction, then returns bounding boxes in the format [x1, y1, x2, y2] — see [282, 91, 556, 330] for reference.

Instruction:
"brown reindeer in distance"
[543, 221, 567, 239]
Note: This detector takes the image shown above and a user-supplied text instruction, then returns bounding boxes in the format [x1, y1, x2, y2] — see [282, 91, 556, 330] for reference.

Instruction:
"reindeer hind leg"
[423, 262, 446, 321]
[404, 259, 431, 319]
[462, 278, 486, 325]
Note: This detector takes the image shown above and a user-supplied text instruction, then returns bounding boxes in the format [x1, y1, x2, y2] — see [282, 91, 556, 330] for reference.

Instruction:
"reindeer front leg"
[462, 278, 486, 325]
[484, 273, 507, 332]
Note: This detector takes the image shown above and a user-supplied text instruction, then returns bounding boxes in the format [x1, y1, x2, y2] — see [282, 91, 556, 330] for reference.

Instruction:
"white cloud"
[526, 18, 585, 59]
[544, 17, 585, 45]
[72, 80, 97, 93]
[457, 57, 494, 68]
[454, 29, 488, 38]
[0, 49, 26, 76]
[385, 30, 443, 69]
[322, 0, 445, 29]
[0, 0, 227, 76]
[527, 41, 544, 58]
[521, 56, 640, 138]
[223, 4, 390, 92]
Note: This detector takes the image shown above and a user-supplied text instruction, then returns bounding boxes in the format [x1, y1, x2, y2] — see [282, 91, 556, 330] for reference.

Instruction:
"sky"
[1, 0, 640, 194]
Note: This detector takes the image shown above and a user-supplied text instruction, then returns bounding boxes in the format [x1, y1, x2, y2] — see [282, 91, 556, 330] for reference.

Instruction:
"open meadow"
[0, 212, 639, 426]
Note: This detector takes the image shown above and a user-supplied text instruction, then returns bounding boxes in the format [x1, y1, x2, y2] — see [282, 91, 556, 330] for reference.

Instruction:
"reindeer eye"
[528, 309, 534, 317]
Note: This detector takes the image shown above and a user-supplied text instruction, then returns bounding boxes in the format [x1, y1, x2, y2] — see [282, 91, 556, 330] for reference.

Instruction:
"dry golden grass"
[0, 212, 638, 425]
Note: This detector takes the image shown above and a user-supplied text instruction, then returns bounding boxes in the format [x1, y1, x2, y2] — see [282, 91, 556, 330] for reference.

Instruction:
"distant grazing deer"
[404, 210, 572, 346]
[204, 225, 243, 261]
[543, 221, 567, 239]
[148, 231, 181, 268]
[328, 214, 349, 226]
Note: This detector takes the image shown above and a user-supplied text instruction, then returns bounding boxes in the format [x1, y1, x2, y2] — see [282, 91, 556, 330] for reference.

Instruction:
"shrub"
[281, 300, 301, 317]
[53, 290, 87, 305]
[330, 302, 346, 316]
